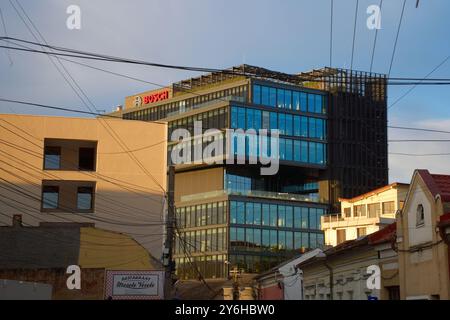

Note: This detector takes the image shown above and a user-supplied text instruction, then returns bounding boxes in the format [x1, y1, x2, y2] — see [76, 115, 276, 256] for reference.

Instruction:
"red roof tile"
[368, 222, 396, 245]
[417, 170, 450, 202]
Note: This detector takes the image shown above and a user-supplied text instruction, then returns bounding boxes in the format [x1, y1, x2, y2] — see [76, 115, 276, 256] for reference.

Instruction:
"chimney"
[12, 214, 22, 227]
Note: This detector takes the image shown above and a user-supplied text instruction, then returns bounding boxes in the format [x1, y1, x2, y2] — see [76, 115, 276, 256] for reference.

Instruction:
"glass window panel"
[270, 204, 278, 227]
[270, 112, 277, 130]
[316, 118, 324, 140]
[279, 138, 286, 160]
[285, 206, 293, 228]
[302, 233, 309, 249]
[246, 108, 254, 130]
[77, 187, 93, 210]
[245, 202, 254, 225]
[253, 85, 261, 104]
[315, 95, 323, 113]
[254, 109, 262, 130]
[285, 114, 293, 136]
[309, 208, 318, 229]
[294, 140, 301, 162]
[317, 143, 324, 165]
[245, 228, 254, 247]
[293, 91, 300, 110]
[309, 142, 317, 164]
[262, 111, 270, 129]
[300, 116, 308, 137]
[237, 228, 245, 241]
[284, 90, 292, 109]
[278, 205, 286, 227]
[286, 232, 294, 250]
[300, 141, 308, 163]
[42, 186, 59, 209]
[262, 204, 270, 226]
[309, 118, 316, 138]
[262, 229, 270, 248]
[278, 231, 286, 250]
[277, 89, 285, 108]
[294, 232, 302, 249]
[44, 146, 61, 170]
[294, 207, 302, 229]
[270, 230, 277, 250]
[300, 92, 308, 112]
[253, 203, 261, 225]
[230, 201, 237, 224]
[294, 116, 301, 136]
[269, 87, 277, 107]
[261, 86, 269, 105]
[278, 113, 286, 134]
[308, 94, 315, 113]
[237, 201, 245, 224]
[237, 107, 246, 129]
[301, 207, 309, 229]
[285, 139, 293, 161]
[254, 229, 261, 248]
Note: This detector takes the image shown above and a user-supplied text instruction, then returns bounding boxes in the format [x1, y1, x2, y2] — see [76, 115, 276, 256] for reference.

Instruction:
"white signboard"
[105, 270, 164, 300]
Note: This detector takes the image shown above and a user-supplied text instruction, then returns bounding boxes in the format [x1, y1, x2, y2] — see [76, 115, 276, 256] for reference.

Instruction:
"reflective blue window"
[269, 87, 277, 107]
[285, 114, 293, 136]
[261, 86, 269, 105]
[237, 227, 245, 241]
[300, 92, 308, 112]
[301, 207, 309, 228]
[309, 208, 318, 229]
[293, 91, 300, 110]
[316, 118, 324, 139]
[269, 204, 277, 227]
[285, 139, 293, 161]
[294, 232, 302, 249]
[253, 85, 261, 105]
[270, 230, 277, 248]
[230, 201, 237, 224]
[237, 201, 245, 224]
[300, 141, 308, 163]
[309, 117, 316, 138]
[315, 95, 323, 113]
[301, 116, 308, 137]
[262, 204, 270, 226]
[294, 140, 301, 162]
[254, 203, 261, 225]
[237, 107, 245, 129]
[246, 108, 254, 130]
[284, 90, 292, 109]
[262, 230, 270, 248]
[302, 233, 309, 248]
[245, 202, 254, 225]
[270, 112, 277, 130]
[278, 113, 286, 134]
[277, 89, 285, 109]
[317, 143, 324, 164]
[279, 138, 286, 160]
[278, 231, 286, 250]
[309, 142, 317, 164]
[294, 116, 301, 136]
[286, 232, 293, 250]
[294, 207, 301, 229]
[308, 94, 315, 113]
[254, 109, 262, 130]
[285, 206, 293, 228]
[231, 107, 238, 129]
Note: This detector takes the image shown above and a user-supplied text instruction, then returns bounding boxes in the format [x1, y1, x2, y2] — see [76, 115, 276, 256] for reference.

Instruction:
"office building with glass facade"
[114, 65, 388, 279]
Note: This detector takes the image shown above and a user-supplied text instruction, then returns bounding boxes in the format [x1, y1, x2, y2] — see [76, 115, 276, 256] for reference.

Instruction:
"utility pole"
[163, 165, 175, 299]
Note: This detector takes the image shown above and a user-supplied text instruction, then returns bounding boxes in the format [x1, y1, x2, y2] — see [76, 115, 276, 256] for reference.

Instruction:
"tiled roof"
[417, 170, 450, 202]
[338, 182, 409, 203]
[368, 222, 396, 245]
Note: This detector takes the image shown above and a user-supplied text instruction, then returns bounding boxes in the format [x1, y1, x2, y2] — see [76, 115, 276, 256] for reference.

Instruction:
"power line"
[369, 0, 383, 73]
[388, 55, 450, 109]
[390, 152, 450, 157]
[387, 0, 407, 77]
[350, 0, 359, 70]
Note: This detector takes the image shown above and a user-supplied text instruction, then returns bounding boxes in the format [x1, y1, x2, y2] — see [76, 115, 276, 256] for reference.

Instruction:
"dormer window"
[416, 204, 425, 227]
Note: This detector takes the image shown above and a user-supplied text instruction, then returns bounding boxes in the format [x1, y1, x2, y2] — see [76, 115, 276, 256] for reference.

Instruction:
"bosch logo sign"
[134, 90, 170, 108]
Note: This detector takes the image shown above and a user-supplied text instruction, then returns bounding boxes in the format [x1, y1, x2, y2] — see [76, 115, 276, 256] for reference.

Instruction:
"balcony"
[179, 189, 325, 204]
[166, 95, 246, 118]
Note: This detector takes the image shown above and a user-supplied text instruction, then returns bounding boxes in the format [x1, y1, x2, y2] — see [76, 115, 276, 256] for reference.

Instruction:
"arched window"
[416, 204, 425, 227]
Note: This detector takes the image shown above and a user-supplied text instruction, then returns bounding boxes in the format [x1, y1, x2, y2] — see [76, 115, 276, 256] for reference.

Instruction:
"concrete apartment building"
[0, 114, 167, 261]
[397, 169, 450, 300]
[322, 183, 409, 246]
[110, 65, 389, 279]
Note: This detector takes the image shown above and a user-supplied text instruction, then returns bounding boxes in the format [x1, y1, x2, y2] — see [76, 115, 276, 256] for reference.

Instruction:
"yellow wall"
[79, 227, 155, 270]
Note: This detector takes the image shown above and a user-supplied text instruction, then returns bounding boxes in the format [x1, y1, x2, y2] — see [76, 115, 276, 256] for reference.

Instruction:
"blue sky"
[1, 0, 450, 182]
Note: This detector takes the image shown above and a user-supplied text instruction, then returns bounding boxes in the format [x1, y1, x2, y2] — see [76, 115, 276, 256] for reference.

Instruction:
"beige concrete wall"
[0, 114, 167, 261]
[397, 174, 450, 300]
